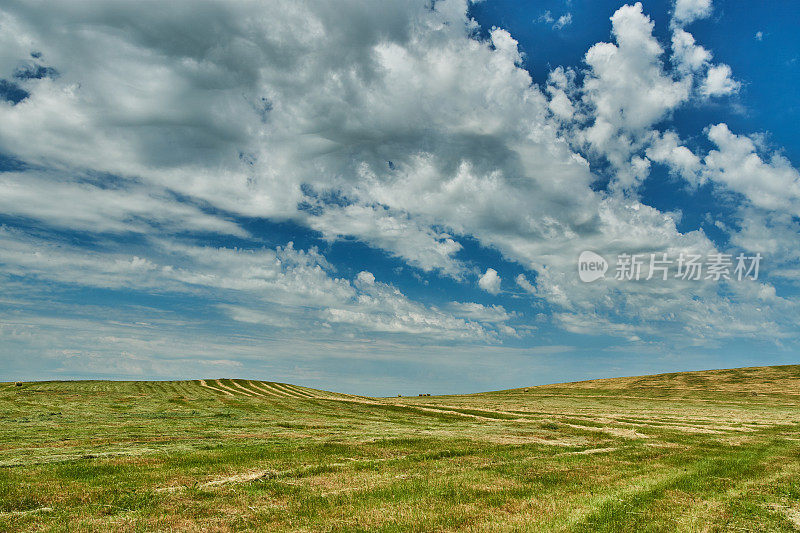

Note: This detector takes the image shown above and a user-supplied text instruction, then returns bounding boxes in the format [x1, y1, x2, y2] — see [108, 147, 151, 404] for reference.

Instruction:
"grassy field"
[2, 366, 800, 531]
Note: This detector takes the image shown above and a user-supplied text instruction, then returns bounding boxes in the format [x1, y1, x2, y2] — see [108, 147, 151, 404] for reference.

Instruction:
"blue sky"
[1, 0, 799, 395]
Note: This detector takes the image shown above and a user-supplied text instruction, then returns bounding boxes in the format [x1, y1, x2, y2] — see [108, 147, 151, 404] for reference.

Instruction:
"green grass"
[1, 367, 799, 531]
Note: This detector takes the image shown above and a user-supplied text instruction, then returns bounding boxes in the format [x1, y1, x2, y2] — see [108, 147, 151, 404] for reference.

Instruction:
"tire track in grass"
[288, 384, 339, 399]
[174, 447, 477, 491]
[276, 383, 318, 398]
[570, 444, 781, 532]
[253, 382, 299, 398]
[312, 387, 373, 402]
[215, 379, 256, 397]
[271, 382, 316, 399]
[197, 379, 233, 397]
[228, 379, 264, 398]
[240, 380, 296, 400]
[231, 380, 273, 398]
[246, 381, 290, 398]
[0, 507, 54, 518]
[265, 382, 307, 398]
[249, 381, 293, 398]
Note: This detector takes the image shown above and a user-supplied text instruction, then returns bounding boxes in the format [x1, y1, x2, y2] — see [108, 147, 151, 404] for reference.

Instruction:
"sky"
[0, 0, 799, 396]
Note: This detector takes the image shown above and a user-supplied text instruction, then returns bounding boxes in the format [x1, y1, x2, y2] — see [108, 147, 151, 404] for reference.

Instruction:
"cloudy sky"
[1, 0, 798, 395]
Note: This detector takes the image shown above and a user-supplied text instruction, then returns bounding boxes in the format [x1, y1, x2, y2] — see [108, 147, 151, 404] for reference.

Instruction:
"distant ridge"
[499, 364, 800, 396]
[6, 364, 799, 398]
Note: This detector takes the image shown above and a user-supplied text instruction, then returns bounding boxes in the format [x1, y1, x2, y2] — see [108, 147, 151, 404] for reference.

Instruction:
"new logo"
[578, 251, 608, 283]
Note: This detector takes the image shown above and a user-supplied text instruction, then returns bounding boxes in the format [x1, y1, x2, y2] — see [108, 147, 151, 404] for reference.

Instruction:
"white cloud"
[672, 0, 713, 28]
[478, 268, 502, 294]
[305, 203, 465, 278]
[0, 0, 797, 363]
[515, 274, 537, 295]
[671, 29, 711, 73]
[539, 11, 572, 30]
[0, 170, 246, 236]
[356, 271, 376, 285]
[728, 209, 800, 265]
[538, 11, 554, 24]
[0, 225, 504, 344]
[668, 27, 738, 101]
[448, 301, 515, 323]
[544, 3, 739, 197]
[584, 3, 688, 130]
[645, 130, 702, 184]
[703, 123, 800, 214]
[576, 3, 691, 187]
[554, 13, 573, 30]
[701, 64, 740, 96]
[325, 272, 506, 341]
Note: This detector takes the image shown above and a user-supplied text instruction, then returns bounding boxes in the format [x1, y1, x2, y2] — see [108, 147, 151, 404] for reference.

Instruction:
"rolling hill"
[2, 365, 799, 531]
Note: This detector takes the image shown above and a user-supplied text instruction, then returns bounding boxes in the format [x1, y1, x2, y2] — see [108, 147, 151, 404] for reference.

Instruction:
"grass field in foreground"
[2, 366, 800, 531]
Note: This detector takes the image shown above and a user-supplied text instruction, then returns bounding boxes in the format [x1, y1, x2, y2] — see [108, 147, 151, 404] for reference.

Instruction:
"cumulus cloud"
[701, 64, 740, 96]
[671, 29, 712, 73]
[575, 2, 691, 188]
[0, 0, 798, 377]
[587, 2, 689, 130]
[703, 124, 800, 214]
[668, 26, 738, 101]
[478, 268, 502, 294]
[552, 1, 738, 194]
[0, 0, 688, 289]
[671, 0, 712, 27]
[646, 130, 702, 184]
